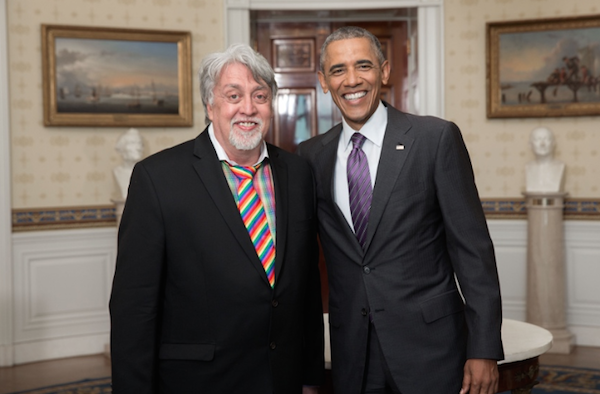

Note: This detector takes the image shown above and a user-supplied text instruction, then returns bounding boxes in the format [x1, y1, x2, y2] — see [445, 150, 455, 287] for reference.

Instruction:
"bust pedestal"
[523, 192, 573, 354]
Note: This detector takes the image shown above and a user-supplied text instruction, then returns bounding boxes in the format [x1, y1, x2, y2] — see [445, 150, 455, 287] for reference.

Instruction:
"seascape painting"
[42, 25, 192, 127]
[487, 16, 600, 118]
[54, 38, 180, 115]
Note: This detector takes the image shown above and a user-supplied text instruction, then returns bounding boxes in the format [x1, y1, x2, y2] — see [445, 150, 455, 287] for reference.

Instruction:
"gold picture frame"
[487, 15, 600, 118]
[42, 24, 193, 127]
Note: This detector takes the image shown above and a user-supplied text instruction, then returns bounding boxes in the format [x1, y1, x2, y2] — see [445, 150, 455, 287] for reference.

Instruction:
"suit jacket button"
[272, 299, 279, 307]
[270, 342, 276, 350]
[363, 266, 371, 274]
[361, 308, 368, 316]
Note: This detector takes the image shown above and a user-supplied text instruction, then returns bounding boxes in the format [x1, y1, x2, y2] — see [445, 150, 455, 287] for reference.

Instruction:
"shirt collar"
[341, 101, 387, 150]
[207, 123, 269, 166]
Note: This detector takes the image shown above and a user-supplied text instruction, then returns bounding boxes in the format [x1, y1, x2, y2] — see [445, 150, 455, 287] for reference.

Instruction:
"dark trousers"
[362, 323, 402, 394]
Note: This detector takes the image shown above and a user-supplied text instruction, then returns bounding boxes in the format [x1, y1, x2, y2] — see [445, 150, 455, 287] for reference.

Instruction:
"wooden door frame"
[0, 0, 14, 367]
[224, 0, 444, 118]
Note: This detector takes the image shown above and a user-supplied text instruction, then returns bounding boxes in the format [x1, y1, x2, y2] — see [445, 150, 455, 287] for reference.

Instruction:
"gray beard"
[229, 122, 264, 151]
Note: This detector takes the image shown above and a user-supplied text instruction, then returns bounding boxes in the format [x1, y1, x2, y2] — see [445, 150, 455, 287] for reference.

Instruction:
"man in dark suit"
[109, 43, 324, 394]
[298, 27, 504, 394]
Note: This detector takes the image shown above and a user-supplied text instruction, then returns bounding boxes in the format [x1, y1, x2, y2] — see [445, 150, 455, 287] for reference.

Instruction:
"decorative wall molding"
[489, 219, 600, 347]
[13, 333, 109, 365]
[482, 199, 527, 218]
[0, 345, 13, 367]
[565, 199, 600, 218]
[488, 220, 527, 321]
[565, 221, 600, 345]
[2, 217, 599, 366]
[229, 0, 443, 11]
[11, 227, 116, 364]
[12, 206, 117, 231]
[11, 199, 600, 232]
[482, 198, 600, 219]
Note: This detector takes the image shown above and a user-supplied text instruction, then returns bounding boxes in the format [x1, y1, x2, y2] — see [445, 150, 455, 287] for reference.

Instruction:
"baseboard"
[0, 343, 14, 367]
[104, 342, 111, 359]
[570, 325, 600, 347]
[13, 333, 109, 365]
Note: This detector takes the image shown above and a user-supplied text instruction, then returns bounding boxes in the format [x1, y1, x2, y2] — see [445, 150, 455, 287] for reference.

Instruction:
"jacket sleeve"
[433, 121, 504, 361]
[109, 162, 165, 393]
[301, 248, 325, 385]
[304, 179, 325, 386]
[301, 167, 325, 385]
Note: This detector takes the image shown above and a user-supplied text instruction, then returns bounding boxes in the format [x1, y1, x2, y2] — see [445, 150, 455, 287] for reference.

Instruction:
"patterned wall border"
[12, 205, 117, 231]
[11, 198, 600, 231]
[481, 199, 527, 219]
[564, 199, 600, 219]
[482, 198, 600, 220]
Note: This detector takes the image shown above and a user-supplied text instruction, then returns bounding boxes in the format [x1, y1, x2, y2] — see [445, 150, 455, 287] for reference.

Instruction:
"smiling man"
[110, 43, 324, 394]
[298, 27, 504, 394]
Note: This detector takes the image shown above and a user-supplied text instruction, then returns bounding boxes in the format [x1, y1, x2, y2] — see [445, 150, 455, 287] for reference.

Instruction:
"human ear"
[317, 71, 329, 94]
[381, 60, 391, 85]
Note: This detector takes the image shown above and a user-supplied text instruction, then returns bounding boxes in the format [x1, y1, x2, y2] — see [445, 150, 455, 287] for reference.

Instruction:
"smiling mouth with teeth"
[344, 91, 367, 100]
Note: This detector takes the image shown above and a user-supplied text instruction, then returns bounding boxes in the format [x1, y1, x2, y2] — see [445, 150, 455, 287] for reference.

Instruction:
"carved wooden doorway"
[253, 12, 413, 153]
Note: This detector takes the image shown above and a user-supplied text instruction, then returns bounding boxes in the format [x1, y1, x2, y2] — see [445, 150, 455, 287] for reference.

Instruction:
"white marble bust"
[525, 127, 565, 193]
[114, 128, 144, 200]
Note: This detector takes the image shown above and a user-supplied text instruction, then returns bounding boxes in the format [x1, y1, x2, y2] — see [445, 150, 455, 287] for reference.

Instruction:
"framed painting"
[42, 24, 193, 127]
[487, 15, 600, 118]
[272, 38, 315, 73]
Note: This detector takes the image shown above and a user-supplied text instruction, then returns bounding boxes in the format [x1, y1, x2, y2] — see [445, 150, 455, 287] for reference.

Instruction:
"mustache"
[230, 117, 263, 128]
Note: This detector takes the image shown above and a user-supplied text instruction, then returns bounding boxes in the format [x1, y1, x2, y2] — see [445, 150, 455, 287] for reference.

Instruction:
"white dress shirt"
[334, 101, 388, 231]
[207, 123, 269, 166]
[207, 124, 276, 241]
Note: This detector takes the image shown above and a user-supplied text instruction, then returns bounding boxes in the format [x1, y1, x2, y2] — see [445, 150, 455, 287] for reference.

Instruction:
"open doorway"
[251, 9, 418, 153]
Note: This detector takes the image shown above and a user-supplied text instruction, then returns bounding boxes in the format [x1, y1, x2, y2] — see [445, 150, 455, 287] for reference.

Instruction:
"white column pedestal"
[524, 192, 574, 354]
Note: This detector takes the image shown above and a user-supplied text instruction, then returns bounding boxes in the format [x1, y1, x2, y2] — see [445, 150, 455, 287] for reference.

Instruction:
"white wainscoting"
[489, 219, 600, 347]
[11, 227, 117, 364]
[5, 220, 599, 365]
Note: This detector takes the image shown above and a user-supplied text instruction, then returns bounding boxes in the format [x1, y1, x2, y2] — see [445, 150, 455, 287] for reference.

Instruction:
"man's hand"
[459, 359, 499, 394]
[302, 386, 319, 394]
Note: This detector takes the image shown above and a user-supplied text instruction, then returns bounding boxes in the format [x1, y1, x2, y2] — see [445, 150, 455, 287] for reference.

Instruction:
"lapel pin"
[396, 144, 405, 150]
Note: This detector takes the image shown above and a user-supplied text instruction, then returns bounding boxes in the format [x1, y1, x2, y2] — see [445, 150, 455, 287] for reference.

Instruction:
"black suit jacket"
[109, 129, 324, 393]
[298, 104, 503, 394]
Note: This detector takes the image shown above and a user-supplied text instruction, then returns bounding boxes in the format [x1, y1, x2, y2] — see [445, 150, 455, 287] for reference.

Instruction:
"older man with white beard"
[110, 43, 324, 394]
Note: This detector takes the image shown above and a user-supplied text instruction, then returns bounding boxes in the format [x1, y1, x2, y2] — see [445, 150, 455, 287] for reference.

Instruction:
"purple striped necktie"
[347, 133, 372, 249]
[228, 163, 276, 288]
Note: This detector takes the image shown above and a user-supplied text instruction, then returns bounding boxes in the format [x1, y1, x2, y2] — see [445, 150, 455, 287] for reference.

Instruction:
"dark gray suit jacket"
[110, 129, 324, 393]
[298, 103, 503, 394]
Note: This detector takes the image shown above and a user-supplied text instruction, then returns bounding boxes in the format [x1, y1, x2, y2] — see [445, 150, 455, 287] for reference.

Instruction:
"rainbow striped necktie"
[228, 163, 276, 288]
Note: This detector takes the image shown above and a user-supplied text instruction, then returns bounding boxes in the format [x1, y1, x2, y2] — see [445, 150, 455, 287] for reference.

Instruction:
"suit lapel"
[317, 125, 340, 213]
[317, 125, 364, 257]
[267, 145, 288, 287]
[363, 106, 415, 253]
[192, 131, 271, 287]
